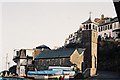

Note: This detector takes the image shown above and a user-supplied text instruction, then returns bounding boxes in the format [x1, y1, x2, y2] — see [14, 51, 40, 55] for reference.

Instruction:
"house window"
[118, 33, 120, 38]
[102, 26, 104, 31]
[104, 33, 107, 37]
[99, 27, 100, 32]
[101, 26, 102, 31]
[108, 25, 110, 30]
[93, 25, 94, 29]
[114, 23, 116, 29]
[109, 32, 111, 37]
[103, 26, 104, 30]
[110, 24, 112, 29]
[96, 26, 97, 31]
[105, 26, 107, 30]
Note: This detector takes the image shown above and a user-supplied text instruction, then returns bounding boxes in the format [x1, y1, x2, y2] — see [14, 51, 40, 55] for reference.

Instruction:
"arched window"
[103, 26, 105, 31]
[93, 25, 95, 29]
[89, 24, 91, 29]
[105, 26, 107, 30]
[101, 26, 102, 31]
[99, 27, 100, 32]
[102, 26, 104, 31]
[86, 25, 88, 29]
[84, 25, 86, 29]
[96, 26, 97, 31]
[108, 25, 110, 29]
[110, 24, 112, 29]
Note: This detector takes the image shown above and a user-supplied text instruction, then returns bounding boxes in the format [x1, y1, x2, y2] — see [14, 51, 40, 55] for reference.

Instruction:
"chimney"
[101, 14, 104, 20]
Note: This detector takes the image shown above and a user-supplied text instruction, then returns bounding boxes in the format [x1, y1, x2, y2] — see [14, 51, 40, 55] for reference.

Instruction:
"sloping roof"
[36, 45, 51, 50]
[77, 48, 85, 54]
[98, 17, 118, 26]
[35, 48, 84, 59]
[82, 18, 93, 24]
[111, 17, 118, 23]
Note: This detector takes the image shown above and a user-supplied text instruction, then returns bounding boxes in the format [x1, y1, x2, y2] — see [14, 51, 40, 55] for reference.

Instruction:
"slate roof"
[111, 17, 118, 23]
[82, 18, 93, 24]
[35, 48, 85, 59]
[98, 17, 118, 26]
[36, 45, 51, 50]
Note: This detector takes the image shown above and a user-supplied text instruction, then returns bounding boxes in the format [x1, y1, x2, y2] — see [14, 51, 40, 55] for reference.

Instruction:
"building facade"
[34, 48, 85, 72]
[13, 49, 34, 76]
[64, 14, 120, 46]
[34, 30, 98, 77]
[13, 45, 50, 76]
[98, 16, 120, 39]
[81, 30, 98, 77]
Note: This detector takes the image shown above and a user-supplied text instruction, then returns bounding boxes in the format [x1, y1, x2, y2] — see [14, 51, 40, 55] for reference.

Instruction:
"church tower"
[81, 12, 98, 32]
[81, 30, 98, 77]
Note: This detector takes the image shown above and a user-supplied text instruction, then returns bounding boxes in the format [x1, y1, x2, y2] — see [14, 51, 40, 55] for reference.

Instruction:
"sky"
[0, 0, 117, 71]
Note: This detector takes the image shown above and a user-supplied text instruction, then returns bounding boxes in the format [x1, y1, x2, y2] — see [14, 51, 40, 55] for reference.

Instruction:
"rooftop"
[35, 48, 85, 59]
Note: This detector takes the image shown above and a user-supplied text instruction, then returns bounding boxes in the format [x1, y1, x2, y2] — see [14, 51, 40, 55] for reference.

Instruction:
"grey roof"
[82, 18, 93, 24]
[111, 17, 118, 23]
[36, 45, 51, 50]
[35, 48, 85, 59]
[98, 21, 111, 26]
[77, 48, 85, 53]
[99, 17, 118, 26]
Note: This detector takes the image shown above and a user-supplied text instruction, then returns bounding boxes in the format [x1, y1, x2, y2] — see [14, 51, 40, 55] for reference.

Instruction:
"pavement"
[87, 71, 120, 80]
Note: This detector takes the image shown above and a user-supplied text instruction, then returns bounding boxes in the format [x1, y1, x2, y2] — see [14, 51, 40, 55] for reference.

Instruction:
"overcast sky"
[0, 0, 117, 71]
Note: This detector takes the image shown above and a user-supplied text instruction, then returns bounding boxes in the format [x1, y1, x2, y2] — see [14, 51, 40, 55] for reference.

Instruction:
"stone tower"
[82, 30, 98, 77]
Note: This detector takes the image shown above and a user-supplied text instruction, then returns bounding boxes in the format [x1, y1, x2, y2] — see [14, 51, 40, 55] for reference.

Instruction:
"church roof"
[82, 18, 93, 24]
[36, 45, 51, 50]
[35, 48, 85, 59]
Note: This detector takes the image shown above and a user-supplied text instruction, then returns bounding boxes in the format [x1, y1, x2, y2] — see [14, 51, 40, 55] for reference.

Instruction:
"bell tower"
[82, 30, 98, 77]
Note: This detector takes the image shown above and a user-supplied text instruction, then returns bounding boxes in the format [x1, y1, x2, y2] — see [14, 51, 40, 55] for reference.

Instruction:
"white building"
[81, 17, 98, 32]
[98, 16, 120, 39]
[64, 14, 120, 45]
[111, 17, 120, 39]
[13, 49, 34, 76]
[81, 14, 120, 40]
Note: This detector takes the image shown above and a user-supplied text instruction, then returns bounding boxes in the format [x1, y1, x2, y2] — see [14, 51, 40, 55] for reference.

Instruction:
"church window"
[93, 25, 95, 29]
[89, 24, 91, 29]
[84, 25, 85, 29]
[86, 25, 88, 29]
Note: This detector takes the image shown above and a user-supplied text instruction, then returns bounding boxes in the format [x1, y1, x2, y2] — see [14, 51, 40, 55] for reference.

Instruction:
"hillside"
[98, 40, 120, 72]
